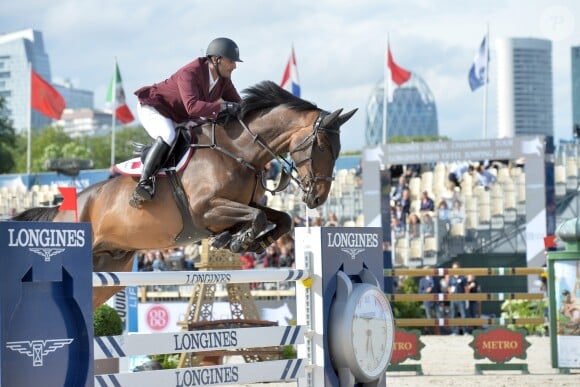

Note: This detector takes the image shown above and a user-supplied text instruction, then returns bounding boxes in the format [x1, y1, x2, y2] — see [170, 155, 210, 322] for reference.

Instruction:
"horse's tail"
[11, 206, 59, 222]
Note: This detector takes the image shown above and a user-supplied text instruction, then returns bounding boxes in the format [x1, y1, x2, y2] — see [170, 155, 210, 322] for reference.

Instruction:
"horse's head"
[289, 108, 357, 208]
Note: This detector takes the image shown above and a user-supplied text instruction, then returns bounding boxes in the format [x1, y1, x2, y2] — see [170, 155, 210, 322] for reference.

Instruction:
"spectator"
[419, 190, 435, 212]
[152, 250, 167, 271]
[437, 200, 449, 222]
[240, 252, 255, 270]
[398, 188, 411, 223]
[448, 262, 468, 335]
[391, 175, 407, 203]
[448, 162, 472, 188]
[140, 251, 155, 272]
[475, 164, 497, 190]
[421, 212, 435, 237]
[449, 200, 464, 225]
[419, 271, 443, 321]
[466, 274, 480, 332]
[265, 160, 280, 180]
[408, 213, 421, 239]
[391, 216, 405, 237]
[324, 212, 340, 227]
[262, 243, 280, 268]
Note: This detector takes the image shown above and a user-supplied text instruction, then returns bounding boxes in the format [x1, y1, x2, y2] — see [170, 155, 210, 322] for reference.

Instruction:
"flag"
[106, 62, 134, 124]
[387, 45, 411, 86]
[468, 36, 488, 91]
[31, 70, 65, 119]
[280, 46, 300, 97]
[58, 186, 78, 222]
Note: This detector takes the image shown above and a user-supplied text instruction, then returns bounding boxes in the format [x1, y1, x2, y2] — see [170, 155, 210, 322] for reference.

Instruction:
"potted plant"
[94, 304, 123, 375]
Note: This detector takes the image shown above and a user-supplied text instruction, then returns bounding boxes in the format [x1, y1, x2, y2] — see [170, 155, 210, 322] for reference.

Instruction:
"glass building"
[496, 37, 553, 138]
[573, 46, 580, 135]
[365, 73, 438, 145]
[0, 29, 53, 131]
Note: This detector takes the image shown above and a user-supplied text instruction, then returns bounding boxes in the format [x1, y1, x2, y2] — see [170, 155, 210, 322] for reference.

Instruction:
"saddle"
[126, 126, 209, 245]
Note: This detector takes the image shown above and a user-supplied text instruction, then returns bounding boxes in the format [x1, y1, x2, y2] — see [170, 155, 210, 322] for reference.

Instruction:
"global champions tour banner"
[0, 221, 93, 387]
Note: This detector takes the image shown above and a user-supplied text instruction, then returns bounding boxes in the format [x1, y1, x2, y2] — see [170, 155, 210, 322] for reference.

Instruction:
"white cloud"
[2, 0, 579, 151]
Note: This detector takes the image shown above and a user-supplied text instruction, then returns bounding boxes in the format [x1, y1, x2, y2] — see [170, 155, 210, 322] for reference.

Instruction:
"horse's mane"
[240, 81, 317, 119]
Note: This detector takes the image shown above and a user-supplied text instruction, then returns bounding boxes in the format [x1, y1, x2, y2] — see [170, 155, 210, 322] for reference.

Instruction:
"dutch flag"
[281, 46, 300, 97]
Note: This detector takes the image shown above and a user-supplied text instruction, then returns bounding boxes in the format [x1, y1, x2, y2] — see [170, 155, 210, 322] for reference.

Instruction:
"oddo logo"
[146, 304, 170, 331]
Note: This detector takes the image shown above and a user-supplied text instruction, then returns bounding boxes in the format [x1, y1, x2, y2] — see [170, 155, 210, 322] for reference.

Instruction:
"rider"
[131, 37, 243, 207]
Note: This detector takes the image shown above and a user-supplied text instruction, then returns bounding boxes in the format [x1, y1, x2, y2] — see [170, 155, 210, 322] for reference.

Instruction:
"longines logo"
[7, 228, 85, 261]
[6, 338, 74, 367]
[326, 232, 379, 260]
[340, 248, 366, 260]
[29, 248, 66, 262]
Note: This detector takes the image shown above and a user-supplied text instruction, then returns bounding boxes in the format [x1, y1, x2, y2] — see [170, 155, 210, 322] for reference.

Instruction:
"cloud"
[2, 0, 579, 152]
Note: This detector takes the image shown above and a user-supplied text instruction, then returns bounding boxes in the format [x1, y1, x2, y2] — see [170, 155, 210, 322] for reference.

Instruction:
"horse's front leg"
[246, 204, 293, 253]
[202, 199, 268, 253]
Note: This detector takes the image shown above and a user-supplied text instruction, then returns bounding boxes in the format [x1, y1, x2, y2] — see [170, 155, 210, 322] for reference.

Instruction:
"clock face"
[351, 286, 395, 379]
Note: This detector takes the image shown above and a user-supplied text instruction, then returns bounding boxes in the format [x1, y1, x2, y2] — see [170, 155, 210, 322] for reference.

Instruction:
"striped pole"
[395, 317, 545, 327]
[95, 325, 304, 359]
[386, 292, 545, 302]
[93, 269, 309, 287]
[384, 267, 546, 277]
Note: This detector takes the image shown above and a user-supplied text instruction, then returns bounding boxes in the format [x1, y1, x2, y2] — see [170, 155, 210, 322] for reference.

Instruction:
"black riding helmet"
[206, 37, 243, 62]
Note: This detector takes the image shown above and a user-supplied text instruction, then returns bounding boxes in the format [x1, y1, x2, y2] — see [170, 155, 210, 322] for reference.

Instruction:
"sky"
[2, 0, 579, 151]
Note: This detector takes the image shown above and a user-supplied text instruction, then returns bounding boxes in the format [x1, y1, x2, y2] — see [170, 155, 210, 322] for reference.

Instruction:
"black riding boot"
[130, 137, 170, 207]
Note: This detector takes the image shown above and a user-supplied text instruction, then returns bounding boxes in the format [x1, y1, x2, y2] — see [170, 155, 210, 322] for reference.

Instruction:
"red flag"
[31, 70, 66, 119]
[58, 186, 78, 222]
[387, 46, 411, 86]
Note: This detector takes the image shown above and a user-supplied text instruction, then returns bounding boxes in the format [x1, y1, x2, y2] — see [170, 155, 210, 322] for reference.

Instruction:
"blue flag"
[468, 36, 488, 91]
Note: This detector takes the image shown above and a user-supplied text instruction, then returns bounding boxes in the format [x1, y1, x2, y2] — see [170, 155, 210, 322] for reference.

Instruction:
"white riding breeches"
[136, 103, 176, 146]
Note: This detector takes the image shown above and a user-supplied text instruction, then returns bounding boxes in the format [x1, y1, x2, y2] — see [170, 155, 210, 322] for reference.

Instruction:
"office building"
[365, 74, 438, 145]
[496, 37, 553, 138]
[572, 46, 580, 136]
[0, 29, 53, 131]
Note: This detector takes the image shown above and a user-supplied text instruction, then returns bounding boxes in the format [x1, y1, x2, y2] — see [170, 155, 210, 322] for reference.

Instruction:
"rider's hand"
[220, 102, 240, 117]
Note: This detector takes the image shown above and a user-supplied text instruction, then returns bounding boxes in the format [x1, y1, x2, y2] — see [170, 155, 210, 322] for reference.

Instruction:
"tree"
[11, 126, 78, 173]
[0, 97, 16, 173]
[85, 126, 151, 169]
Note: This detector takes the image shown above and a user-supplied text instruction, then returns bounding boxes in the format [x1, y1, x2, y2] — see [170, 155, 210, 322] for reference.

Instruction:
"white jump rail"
[94, 325, 305, 359]
[93, 269, 309, 287]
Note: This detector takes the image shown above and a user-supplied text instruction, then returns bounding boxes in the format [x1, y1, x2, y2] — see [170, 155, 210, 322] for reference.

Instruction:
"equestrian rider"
[131, 37, 242, 207]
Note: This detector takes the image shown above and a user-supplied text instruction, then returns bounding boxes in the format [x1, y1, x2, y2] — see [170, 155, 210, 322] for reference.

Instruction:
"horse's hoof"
[230, 239, 243, 253]
[209, 231, 231, 249]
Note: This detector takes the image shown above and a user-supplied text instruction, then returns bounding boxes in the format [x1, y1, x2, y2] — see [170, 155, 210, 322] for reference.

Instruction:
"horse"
[12, 80, 357, 309]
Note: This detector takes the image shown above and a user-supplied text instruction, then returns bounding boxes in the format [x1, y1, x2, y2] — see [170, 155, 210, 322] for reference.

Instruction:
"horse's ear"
[321, 109, 343, 127]
[338, 108, 358, 126]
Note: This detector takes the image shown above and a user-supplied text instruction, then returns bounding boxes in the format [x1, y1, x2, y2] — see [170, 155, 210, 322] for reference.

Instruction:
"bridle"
[286, 111, 340, 196]
[191, 110, 339, 198]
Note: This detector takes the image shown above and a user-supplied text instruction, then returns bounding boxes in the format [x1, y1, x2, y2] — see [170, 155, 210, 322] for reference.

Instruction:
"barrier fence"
[92, 269, 311, 386]
[383, 266, 547, 374]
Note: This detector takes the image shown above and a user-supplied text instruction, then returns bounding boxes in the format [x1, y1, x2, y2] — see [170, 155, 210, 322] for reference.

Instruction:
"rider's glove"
[220, 102, 240, 117]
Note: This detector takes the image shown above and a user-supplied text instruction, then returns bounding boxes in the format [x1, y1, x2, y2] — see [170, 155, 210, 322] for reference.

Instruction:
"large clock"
[329, 270, 395, 386]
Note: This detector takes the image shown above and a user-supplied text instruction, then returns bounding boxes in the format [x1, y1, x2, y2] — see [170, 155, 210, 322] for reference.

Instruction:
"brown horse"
[13, 81, 357, 309]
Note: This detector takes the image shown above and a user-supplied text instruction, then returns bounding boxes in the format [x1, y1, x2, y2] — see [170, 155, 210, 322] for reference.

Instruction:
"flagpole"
[110, 59, 117, 167]
[483, 23, 490, 139]
[27, 63, 32, 176]
[382, 40, 389, 145]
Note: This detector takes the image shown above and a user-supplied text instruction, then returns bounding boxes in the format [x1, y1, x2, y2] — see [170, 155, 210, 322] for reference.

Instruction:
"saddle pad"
[114, 148, 194, 177]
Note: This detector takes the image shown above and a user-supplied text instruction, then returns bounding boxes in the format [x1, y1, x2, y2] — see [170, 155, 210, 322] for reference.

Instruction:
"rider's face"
[216, 57, 236, 78]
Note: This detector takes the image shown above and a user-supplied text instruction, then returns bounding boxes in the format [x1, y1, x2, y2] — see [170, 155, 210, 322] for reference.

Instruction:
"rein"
[190, 111, 338, 197]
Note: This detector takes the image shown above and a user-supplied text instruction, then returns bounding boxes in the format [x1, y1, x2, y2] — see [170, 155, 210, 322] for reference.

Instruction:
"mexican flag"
[106, 61, 134, 124]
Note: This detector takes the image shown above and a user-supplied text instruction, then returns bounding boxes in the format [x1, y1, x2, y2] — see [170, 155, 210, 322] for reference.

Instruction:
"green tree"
[85, 126, 150, 169]
[11, 126, 75, 173]
[0, 97, 16, 173]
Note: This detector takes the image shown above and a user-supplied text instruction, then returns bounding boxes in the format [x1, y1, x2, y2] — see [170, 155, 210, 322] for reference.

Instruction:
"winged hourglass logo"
[6, 339, 74, 366]
[341, 248, 366, 260]
[29, 248, 66, 262]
